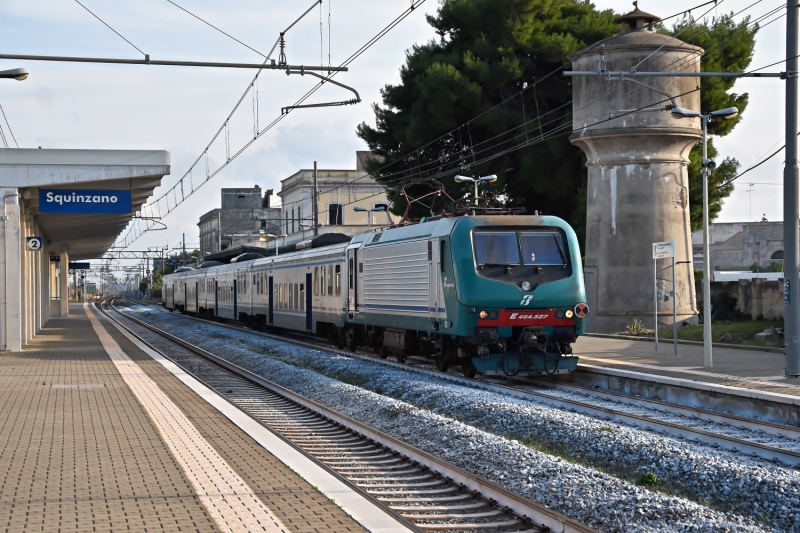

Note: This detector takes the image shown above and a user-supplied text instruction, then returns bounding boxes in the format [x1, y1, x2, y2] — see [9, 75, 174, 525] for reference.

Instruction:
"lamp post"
[0, 68, 28, 80]
[454, 175, 498, 213]
[353, 205, 386, 232]
[671, 106, 739, 367]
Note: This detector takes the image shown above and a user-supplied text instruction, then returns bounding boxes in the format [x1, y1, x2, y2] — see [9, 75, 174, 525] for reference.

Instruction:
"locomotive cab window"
[473, 232, 520, 266]
[520, 232, 568, 266]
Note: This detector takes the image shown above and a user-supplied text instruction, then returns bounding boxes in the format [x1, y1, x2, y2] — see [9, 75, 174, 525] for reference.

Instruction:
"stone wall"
[737, 278, 784, 320]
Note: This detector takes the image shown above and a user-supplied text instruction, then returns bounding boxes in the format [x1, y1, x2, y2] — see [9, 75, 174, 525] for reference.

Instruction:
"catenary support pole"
[702, 116, 713, 367]
[786, 0, 800, 377]
[313, 161, 319, 237]
[673, 256, 677, 356]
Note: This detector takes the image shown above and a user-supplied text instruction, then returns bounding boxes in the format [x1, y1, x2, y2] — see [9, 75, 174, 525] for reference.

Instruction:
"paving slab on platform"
[574, 335, 800, 397]
[0, 304, 372, 533]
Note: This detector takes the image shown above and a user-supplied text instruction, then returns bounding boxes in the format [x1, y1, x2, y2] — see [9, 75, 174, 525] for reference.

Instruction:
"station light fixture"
[671, 105, 739, 368]
[454, 174, 497, 206]
[0, 68, 28, 80]
[354, 204, 387, 230]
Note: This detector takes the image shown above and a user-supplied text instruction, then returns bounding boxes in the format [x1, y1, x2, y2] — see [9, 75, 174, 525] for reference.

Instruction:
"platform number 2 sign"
[26, 237, 43, 251]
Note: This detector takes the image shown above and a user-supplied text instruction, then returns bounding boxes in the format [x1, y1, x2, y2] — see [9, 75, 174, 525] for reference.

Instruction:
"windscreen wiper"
[552, 234, 568, 269]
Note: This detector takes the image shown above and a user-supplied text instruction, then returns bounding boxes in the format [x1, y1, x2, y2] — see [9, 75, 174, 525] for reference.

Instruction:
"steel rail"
[522, 377, 800, 441]
[108, 301, 596, 533]
[126, 301, 800, 467]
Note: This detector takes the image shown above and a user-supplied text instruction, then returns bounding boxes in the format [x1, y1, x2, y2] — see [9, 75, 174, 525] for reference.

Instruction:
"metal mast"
[785, 0, 800, 377]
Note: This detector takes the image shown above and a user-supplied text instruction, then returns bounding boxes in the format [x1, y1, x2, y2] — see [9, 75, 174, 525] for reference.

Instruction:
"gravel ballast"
[120, 305, 799, 532]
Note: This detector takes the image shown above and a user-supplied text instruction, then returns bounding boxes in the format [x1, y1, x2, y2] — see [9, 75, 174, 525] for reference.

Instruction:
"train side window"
[314, 267, 319, 295]
[440, 241, 446, 273]
[289, 283, 293, 310]
[428, 241, 432, 261]
[359, 263, 363, 273]
[327, 265, 334, 295]
[349, 258, 354, 289]
[295, 284, 300, 310]
[335, 265, 341, 295]
[299, 283, 304, 311]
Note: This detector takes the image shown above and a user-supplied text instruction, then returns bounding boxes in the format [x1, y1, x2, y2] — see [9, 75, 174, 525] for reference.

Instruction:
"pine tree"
[357, 0, 758, 245]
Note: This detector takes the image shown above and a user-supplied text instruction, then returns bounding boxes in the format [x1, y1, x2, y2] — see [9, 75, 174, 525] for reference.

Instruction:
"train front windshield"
[473, 231, 568, 267]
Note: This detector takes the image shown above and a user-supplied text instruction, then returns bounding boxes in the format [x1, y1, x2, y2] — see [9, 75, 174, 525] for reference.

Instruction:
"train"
[162, 214, 589, 377]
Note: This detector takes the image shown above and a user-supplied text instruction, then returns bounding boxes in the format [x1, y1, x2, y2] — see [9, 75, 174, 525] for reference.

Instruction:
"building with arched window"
[692, 221, 785, 275]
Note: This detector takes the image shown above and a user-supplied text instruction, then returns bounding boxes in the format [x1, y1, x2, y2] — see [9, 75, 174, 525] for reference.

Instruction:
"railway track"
[120, 301, 800, 468]
[104, 301, 596, 533]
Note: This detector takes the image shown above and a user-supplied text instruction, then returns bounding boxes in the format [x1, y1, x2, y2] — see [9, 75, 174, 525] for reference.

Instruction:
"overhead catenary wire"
[165, 0, 267, 57]
[74, 0, 146, 57]
[115, 0, 428, 249]
[0, 104, 19, 148]
[207, 0, 763, 221]
[116, 0, 763, 248]
[272, 0, 776, 215]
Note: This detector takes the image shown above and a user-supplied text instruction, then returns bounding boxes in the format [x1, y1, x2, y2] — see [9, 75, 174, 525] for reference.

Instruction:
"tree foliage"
[357, 0, 758, 244]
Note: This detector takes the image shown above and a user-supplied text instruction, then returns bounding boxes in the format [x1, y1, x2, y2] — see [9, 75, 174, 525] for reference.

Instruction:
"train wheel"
[395, 353, 407, 364]
[377, 345, 389, 359]
[435, 354, 449, 373]
[461, 358, 477, 378]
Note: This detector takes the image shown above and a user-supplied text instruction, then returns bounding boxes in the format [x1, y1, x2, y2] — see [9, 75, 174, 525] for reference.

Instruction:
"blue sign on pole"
[40, 189, 132, 214]
[69, 262, 91, 270]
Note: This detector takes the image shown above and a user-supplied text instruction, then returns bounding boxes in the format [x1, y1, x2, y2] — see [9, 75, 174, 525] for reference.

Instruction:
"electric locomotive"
[163, 214, 588, 377]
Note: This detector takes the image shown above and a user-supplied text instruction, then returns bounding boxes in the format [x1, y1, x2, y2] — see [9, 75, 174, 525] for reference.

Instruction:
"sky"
[0, 0, 791, 274]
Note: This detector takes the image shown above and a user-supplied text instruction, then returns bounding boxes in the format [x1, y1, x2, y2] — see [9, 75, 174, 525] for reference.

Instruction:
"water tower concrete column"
[570, 7, 702, 332]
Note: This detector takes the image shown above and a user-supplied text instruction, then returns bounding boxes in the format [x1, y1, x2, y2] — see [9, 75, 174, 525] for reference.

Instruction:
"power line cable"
[116, 0, 427, 248]
[117, 0, 760, 247]
[165, 0, 267, 57]
[74, 0, 147, 57]
[247, 0, 766, 218]
[0, 104, 19, 148]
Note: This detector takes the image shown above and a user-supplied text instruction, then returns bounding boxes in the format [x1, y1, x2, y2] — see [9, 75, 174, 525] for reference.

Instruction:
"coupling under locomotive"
[162, 214, 588, 377]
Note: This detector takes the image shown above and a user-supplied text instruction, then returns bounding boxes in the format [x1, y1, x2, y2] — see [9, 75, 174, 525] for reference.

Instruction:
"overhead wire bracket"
[281, 70, 361, 114]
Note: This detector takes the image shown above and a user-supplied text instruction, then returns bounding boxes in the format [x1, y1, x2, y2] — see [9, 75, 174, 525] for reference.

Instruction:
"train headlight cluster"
[521, 281, 531, 291]
[565, 309, 574, 319]
[479, 310, 489, 319]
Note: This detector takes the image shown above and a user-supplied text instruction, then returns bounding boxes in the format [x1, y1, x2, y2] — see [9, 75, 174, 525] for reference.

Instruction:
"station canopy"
[0, 149, 170, 259]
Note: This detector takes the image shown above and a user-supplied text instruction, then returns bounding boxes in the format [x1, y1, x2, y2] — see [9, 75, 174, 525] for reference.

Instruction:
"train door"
[214, 280, 219, 316]
[233, 279, 238, 319]
[428, 239, 440, 321]
[268, 276, 274, 324]
[166, 281, 174, 308]
[305, 273, 312, 330]
[347, 246, 359, 312]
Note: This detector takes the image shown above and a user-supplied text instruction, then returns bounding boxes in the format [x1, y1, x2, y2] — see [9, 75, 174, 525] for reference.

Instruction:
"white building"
[277, 152, 392, 247]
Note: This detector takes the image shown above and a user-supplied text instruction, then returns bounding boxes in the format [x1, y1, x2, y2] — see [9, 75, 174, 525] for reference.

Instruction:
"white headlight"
[565, 309, 574, 319]
[521, 281, 531, 291]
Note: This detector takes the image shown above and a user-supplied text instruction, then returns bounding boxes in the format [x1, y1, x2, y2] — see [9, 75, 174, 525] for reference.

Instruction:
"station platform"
[574, 334, 800, 397]
[0, 303, 402, 533]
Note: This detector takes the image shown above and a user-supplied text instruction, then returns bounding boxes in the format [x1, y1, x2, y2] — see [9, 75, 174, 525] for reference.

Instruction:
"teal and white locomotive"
[163, 214, 588, 377]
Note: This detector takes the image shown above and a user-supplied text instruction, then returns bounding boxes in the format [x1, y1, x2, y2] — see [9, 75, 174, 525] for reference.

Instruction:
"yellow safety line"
[84, 303, 287, 533]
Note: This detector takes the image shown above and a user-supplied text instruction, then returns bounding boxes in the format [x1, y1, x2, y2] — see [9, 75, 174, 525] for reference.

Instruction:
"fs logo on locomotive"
[520, 295, 533, 306]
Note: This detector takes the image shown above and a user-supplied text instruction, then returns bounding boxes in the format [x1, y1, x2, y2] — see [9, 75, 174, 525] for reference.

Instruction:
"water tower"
[570, 5, 702, 332]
